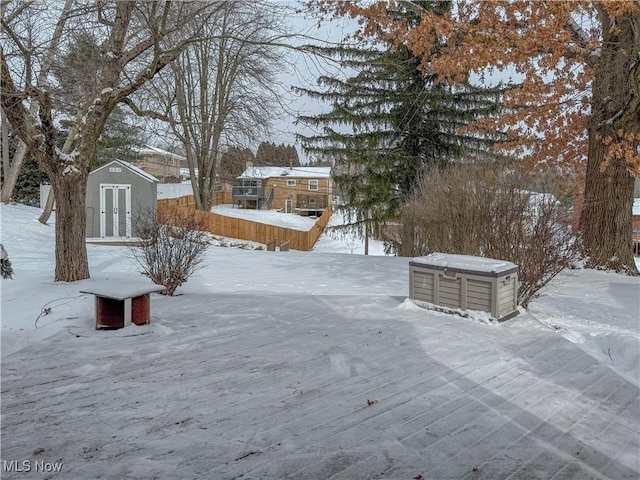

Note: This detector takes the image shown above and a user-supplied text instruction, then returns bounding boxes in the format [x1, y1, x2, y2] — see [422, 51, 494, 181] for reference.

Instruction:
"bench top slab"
[80, 281, 165, 300]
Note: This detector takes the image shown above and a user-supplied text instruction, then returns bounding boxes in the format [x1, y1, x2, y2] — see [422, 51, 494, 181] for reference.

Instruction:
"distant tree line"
[220, 142, 301, 181]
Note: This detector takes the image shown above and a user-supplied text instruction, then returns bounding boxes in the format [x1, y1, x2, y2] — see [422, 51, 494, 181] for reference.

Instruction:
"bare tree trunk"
[39, 188, 55, 224]
[580, 7, 639, 274]
[50, 174, 89, 281]
[1, 140, 26, 203]
[1, 108, 8, 181]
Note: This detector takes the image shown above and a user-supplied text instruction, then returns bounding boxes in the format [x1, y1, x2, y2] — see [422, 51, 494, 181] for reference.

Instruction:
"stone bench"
[80, 281, 165, 329]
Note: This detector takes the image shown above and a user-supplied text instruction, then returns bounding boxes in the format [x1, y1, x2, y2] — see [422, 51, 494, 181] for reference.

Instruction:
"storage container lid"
[410, 253, 517, 276]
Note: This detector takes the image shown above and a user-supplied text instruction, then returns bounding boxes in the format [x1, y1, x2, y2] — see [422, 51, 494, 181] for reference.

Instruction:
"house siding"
[265, 176, 332, 213]
[139, 154, 181, 180]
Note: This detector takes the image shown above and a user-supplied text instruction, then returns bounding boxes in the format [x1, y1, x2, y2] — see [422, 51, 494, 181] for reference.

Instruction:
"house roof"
[137, 144, 187, 162]
[238, 166, 331, 180]
[90, 159, 159, 183]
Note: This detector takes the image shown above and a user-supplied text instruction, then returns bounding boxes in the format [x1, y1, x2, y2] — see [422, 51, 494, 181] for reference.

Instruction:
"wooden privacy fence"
[157, 196, 333, 251]
[212, 190, 234, 206]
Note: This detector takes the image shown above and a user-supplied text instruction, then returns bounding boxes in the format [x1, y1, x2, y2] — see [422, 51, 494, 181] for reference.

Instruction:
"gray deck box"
[409, 253, 519, 321]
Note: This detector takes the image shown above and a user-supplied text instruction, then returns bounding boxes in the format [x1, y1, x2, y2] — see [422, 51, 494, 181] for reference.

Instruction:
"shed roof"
[238, 166, 331, 180]
[90, 159, 159, 183]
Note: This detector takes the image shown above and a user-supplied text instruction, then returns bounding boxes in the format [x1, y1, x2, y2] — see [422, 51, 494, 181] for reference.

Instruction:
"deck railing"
[296, 194, 329, 210]
[232, 185, 265, 199]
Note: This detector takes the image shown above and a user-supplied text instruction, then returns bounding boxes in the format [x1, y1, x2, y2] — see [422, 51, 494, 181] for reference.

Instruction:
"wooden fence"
[157, 196, 333, 251]
[212, 190, 234, 206]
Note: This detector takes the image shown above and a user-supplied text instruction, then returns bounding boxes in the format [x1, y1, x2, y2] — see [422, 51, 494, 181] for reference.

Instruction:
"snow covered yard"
[211, 204, 318, 231]
[1, 203, 639, 479]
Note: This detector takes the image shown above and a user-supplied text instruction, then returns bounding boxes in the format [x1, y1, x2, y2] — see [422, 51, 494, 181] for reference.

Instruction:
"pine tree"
[297, 3, 504, 227]
[220, 146, 255, 180]
[255, 142, 300, 167]
[310, 0, 640, 273]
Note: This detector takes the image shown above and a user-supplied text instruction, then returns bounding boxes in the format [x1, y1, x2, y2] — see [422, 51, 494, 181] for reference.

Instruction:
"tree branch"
[122, 97, 171, 123]
[0, 48, 39, 152]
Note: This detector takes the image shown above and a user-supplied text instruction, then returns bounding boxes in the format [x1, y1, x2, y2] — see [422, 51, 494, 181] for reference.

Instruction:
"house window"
[309, 197, 316, 205]
[287, 179, 297, 187]
[309, 180, 319, 191]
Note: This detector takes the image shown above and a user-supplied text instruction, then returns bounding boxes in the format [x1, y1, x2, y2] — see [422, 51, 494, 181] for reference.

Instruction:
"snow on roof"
[238, 166, 331, 179]
[137, 144, 187, 162]
[411, 252, 517, 274]
[91, 159, 159, 183]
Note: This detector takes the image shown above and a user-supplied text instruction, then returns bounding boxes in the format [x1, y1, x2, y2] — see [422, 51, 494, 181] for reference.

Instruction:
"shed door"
[100, 184, 131, 237]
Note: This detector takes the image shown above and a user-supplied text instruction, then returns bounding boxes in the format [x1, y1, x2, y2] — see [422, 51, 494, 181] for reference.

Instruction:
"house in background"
[85, 159, 158, 239]
[136, 145, 187, 182]
[232, 164, 332, 216]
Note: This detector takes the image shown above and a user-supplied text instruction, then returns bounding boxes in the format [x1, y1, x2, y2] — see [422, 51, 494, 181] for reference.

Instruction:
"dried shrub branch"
[130, 208, 211, 296]
[396, 162, 578, 307]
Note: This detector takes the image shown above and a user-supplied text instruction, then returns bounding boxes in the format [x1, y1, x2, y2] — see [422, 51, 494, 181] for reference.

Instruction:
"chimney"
[246, 161, 253, 169]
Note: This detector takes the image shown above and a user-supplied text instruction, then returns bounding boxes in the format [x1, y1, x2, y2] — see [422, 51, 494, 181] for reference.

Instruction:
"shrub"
[397, 162, 578, 307]
[1, 244, 14, 279]
[130, 208, 211, 295]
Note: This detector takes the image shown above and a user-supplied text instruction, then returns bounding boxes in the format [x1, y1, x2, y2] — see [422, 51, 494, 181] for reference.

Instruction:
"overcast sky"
[268, 2, 359, 164]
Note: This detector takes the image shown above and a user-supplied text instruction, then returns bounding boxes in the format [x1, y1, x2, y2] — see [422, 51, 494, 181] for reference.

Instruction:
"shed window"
[308, 180, 319, 191]
[309, 197, 316, 204]
[287, 179, 297, 187]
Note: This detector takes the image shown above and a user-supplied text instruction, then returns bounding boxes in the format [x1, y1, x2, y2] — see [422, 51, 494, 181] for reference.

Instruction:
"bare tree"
[1, 1, 224, 281]
[1, 0, 74, 204]
[128, 1, 289, 211]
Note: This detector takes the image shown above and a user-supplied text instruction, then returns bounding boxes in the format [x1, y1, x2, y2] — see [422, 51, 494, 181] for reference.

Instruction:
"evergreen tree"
[220, 146, 255, 180]
[297, 3, 504, 226]
[255, 142, 300, 167]
[14, 155, 49, 206]
[255, 141, 277, 166]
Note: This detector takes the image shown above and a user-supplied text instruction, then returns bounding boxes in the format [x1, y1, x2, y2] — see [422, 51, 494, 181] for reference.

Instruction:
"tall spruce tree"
[296, 2, 504, 228]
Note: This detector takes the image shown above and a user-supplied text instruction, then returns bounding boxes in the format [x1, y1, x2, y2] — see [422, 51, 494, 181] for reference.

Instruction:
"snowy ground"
[1, 203, 639, 479]
[211, 204, 317, 231]
[210, 204, 389, 255]
[313, 209, 389, 256]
